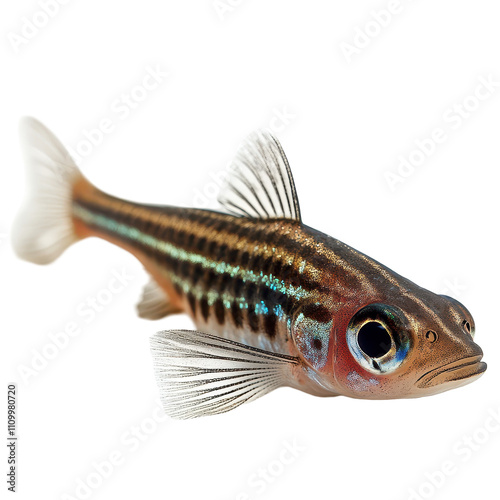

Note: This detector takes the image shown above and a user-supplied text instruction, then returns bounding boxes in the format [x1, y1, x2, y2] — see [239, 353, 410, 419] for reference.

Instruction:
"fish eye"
[357, 322, 392, 358]
[346, 304, 411, 374]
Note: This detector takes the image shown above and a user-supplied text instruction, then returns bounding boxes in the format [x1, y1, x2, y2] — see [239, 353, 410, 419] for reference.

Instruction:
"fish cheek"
[291, 312, 333, 371]
[332, 327, 378, 396]
[334, 342, 415, 398]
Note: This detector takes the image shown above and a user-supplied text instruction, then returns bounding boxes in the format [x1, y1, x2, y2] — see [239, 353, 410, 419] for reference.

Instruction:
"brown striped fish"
[13, 117, 486, 419]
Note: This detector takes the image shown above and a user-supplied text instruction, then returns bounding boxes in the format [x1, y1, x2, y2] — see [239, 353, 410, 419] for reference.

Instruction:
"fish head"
[328, 290, 486, 399]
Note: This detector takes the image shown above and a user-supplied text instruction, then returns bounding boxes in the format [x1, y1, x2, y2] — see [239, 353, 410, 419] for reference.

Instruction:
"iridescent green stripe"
[73, 204, 309, 302]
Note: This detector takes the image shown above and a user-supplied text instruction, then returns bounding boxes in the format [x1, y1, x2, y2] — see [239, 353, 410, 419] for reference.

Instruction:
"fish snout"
[416, 351, 487, 390]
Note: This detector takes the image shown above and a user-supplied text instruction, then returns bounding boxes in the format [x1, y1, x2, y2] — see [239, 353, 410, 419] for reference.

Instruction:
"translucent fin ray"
[137, 278, 183, 320]
[218, 130, 301, 221]
[12, 117, 81, 264]
[150, 330, 299, 419]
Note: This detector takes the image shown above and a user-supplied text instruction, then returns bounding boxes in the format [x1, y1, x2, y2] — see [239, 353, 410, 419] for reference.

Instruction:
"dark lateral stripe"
[240, 251, 250, 267]
[74, 199, 339, 340]
[200, 297, 210, 321]
[75, 199, 330, 292]
[187, 292, 197, 316]
[204, 269, 219, 290]
[233, 277, 245, 296]
[196, 236, 207, 252]
[179, 260, 190, 278]
[247, 306, 260, 332]
[73, 203, 317, 321]
[264, 313, 277, 338]
[262, 255, 273, 275]
[191, 263, 204, 286]
[75, 196, 326, 271]
[245, 282, 258, 303]
[214, 299, 225, 325]
[231, 301, 243, 327]
[73, 201, 338, 327]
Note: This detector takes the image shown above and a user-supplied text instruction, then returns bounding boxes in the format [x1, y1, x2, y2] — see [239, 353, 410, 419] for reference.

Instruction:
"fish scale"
[71, 190, 325, 349]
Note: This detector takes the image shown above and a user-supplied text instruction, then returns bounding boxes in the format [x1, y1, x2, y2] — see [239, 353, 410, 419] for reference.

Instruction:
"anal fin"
[137, 278, 183, 320]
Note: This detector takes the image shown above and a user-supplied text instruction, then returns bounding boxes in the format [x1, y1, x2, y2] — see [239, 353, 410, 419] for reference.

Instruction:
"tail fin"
[12, 117, 81, 265]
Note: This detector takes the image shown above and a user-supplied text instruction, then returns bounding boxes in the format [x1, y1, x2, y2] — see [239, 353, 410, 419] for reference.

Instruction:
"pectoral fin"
[149, 330, 299, 419]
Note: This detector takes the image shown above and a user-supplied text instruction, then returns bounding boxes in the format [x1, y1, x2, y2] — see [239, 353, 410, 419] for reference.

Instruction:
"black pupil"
[357, 322, 392, 358]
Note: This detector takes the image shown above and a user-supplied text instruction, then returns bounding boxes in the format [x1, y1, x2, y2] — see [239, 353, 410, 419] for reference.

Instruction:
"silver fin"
[150, 330, 299, 419]
[218, 130, 302, 221]
[137, 278, 182, 320]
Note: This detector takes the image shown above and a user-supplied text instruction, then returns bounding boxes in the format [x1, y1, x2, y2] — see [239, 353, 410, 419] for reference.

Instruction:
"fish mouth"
[416, 355, 487, 389]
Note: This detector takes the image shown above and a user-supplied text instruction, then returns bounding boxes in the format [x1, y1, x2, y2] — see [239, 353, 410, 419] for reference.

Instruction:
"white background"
[1, 1, 499, 499]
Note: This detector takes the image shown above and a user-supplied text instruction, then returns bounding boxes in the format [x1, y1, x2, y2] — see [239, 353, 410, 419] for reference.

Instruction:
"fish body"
[13, 118, 486, 418]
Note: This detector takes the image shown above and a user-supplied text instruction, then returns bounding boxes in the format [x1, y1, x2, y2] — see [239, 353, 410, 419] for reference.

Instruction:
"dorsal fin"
[218, 130, 302, 221]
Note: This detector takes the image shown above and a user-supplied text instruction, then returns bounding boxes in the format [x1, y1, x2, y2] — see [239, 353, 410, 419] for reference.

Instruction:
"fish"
[13, 117, 486, 419]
